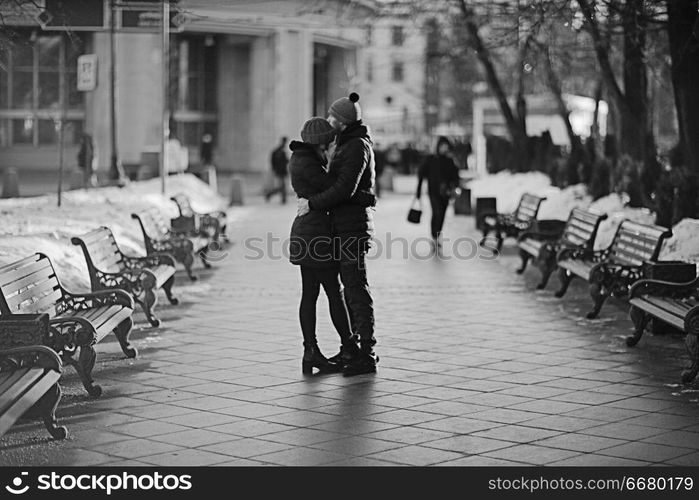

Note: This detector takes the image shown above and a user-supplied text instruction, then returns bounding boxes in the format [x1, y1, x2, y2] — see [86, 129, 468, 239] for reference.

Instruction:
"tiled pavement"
[2, 192, 699, 466]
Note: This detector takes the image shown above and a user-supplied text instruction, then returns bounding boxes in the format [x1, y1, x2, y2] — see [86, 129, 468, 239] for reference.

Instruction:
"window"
[366, 25, 372, 45]
[392, 25, 404, 46]
[0, 30, 85, 146]
[172, 35, 218, 147]
[392, 61, 404, 82]
[366, 58, 373, 83]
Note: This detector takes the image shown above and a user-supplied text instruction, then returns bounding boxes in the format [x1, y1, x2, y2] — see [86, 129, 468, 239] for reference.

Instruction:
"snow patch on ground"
[466, 171, 698, 260]
[661, 218, 699, 264]
[0, 174, 229, 292]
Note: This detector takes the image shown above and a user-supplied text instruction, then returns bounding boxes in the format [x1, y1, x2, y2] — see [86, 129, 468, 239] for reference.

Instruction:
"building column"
[89, 32, 162, 173]
[217, 37, 251, 173]
[274, 28, 313, 144]
[247, 35, 275, 173]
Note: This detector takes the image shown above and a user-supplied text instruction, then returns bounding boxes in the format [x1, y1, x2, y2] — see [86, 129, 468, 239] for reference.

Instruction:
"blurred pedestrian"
[200, 133, 214, 167]
[265, 136, 289, 204]
[77, 132, 97, 188]
[289, 117, 376, 375]
[415, 136, 459, 250]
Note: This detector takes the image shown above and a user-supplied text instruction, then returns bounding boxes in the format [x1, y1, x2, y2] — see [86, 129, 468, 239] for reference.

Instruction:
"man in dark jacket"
[265, 136, 289, 204]
[297, 92, 378, 376]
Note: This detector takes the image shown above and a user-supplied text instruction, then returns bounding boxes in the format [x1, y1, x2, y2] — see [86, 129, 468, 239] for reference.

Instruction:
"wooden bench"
[0, 314, 66, 439]
[517, 209, 608, 290]
[71, 226, 178, 328]
[627, 276, 699, 383]
[479, 193, 547, 251]
[0, 253, 136, 397]
[555, 220, 672, 319]
[171, 193, 229, 243]
[131, 208, 212, 281]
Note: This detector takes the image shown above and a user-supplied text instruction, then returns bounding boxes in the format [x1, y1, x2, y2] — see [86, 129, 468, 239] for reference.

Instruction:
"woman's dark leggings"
[429, 194, 450, 238]
[300, 265, 353, 347]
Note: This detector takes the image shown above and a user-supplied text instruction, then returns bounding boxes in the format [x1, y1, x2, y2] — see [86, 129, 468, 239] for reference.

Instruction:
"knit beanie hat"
[301, 117, 336, 145]
[328, 92, 361, 124]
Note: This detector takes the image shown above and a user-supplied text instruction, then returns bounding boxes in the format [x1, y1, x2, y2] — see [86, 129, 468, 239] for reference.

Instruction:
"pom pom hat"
[328, 92, 362, 125]
[301, 117, 336, 145]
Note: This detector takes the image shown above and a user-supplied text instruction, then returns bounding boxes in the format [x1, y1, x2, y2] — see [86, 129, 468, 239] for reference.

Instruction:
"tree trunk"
[667, 0, 699, 177]
[458, 0, 530, 171]
[666, 0, 699, 221]
[620, 0, 648, 164]
[578, 0, 649, 164]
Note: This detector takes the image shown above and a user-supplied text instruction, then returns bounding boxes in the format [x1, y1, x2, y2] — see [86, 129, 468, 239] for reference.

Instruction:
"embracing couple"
[289, 92, 378, 377]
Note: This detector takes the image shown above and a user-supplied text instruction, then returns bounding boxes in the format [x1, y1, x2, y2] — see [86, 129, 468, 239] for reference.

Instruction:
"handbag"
[407, 198, 422, 224]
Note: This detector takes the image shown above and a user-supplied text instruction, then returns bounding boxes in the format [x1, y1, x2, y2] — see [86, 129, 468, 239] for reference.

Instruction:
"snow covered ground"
[466, 171, 698, 262]
[0, 174, 233, 292]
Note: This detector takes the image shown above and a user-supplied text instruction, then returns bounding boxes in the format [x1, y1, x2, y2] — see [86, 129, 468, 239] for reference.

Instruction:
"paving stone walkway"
[2, 192, 698, 466]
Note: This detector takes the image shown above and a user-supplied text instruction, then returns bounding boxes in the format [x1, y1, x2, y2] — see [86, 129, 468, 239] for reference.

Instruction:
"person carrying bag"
[415, 136, 460, 249]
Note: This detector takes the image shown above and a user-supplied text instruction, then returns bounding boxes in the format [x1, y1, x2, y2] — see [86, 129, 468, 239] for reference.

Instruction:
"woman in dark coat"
[289, 117, 375, 374]
[415, 136, 460, 249]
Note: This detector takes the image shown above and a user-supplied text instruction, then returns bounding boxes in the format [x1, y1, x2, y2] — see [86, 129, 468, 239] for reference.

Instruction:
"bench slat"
[0, 372, 13, 388]
[7, 289, 62, 316]
[641, 296, 693, 317]
[88, 242, 120, 263]
[0, 368, 31, 396]
[629, 297, 686, 331]
[0, 370, 59, 437]
[93, 308, 131, 341]
[0, 258, 52, 289]
[2, 266, 57, 300]
[0, 368, 43, 415]
[559, 259, 593, 280]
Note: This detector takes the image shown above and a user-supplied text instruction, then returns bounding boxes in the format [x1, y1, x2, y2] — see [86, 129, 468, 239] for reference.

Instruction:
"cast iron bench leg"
[199, 248, 212, 269]
[114, 317, 137, 358]
[138, 273, 160, 327]
[163, 275, 178, 305]
[587, 281, 611, 319]
[537, 252, 556, 290]
[516, 249, 529, 274]
[626, 305, 650, 346]
[66, 346, 102, 398]
[555, 268, 573, 298]
[682, 333, 699, 383]
[37, 383, 68, 439]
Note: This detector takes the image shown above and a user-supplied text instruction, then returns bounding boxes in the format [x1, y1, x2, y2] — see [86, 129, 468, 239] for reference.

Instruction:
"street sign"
[39, 0, 106, 31]
[77, 54, 98, 91]
[36, 0, 183, 32]
[118, 8, 185, 32]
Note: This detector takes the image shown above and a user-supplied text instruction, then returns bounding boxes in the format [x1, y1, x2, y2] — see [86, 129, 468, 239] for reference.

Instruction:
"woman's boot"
[302, 343, 336, 374]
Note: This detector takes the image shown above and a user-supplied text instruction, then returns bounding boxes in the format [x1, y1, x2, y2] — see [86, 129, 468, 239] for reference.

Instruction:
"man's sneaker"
[342, 352, 379, 377]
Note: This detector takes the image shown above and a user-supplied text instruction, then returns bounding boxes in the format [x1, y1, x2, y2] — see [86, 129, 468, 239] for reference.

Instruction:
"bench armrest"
[122, 252, 176, 270]
[0, 345, 62, 373]
[61, 288, 134, 311]
[629, 277, 699, 299]
[48, 316, 97, 348]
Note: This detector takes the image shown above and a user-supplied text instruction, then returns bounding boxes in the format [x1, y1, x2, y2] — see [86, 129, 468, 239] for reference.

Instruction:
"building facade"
[0, 0, 375, 177]
[359, 1, 426, 149]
